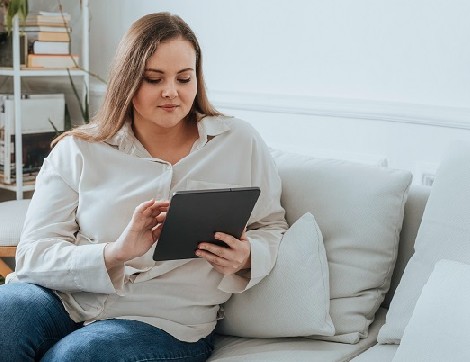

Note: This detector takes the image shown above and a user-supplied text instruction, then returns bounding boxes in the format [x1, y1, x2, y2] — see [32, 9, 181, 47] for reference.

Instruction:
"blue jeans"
[0, 283, 215, 362]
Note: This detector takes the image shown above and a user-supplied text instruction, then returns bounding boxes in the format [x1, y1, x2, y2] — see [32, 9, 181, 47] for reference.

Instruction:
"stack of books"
[22, 11, 79, 69]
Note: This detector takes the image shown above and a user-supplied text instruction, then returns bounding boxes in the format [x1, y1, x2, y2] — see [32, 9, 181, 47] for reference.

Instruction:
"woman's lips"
[159, 104, 178, 112]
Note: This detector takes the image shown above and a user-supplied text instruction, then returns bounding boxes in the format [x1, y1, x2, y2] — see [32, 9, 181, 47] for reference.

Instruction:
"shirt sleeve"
[218, 128, 288, 293]
[15, 140, 124, 294]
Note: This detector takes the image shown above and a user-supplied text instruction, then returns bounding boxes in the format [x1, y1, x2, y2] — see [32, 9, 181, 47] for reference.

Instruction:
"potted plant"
[1, 0, 28, 33]
[0, 0, 28, 67]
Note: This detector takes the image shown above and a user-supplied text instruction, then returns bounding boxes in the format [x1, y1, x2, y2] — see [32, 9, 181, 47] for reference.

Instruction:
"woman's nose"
[162, 83, 178, 99]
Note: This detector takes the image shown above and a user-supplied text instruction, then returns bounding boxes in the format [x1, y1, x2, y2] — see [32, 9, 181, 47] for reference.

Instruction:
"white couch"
[2, 142, 468, 362]
[209, 142, 470, 361]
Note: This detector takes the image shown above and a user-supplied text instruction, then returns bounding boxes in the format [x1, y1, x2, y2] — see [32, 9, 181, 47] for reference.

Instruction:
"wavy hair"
[52, 12, 220, 146]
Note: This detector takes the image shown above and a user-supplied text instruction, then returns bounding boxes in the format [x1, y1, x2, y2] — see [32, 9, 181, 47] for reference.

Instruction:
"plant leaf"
[67, 68, 89, 124]
[47, 118, 60, 136]
[5, 0, 29, 33]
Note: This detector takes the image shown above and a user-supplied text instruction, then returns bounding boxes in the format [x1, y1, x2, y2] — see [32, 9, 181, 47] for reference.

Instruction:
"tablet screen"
[152, 187, 260, 261]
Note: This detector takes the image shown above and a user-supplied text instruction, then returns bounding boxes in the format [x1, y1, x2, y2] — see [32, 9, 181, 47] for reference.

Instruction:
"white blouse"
[12, 115, 288, 342]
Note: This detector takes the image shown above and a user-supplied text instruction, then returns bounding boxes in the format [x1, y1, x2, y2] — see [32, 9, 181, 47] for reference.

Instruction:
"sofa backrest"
[382, 184, 431, 308]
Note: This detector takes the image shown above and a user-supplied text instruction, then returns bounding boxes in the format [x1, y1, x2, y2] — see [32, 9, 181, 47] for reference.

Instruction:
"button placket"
[157, 162, 173, 200]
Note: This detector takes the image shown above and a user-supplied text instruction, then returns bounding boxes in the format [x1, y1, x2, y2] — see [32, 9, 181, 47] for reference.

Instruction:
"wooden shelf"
[0, 246, 17, 257]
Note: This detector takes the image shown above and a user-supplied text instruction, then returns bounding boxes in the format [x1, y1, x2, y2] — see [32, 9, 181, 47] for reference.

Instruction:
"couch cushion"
[0, 199, 31, 246]
[382, 185, 430, 309]
[217, 212, 334, 338]
[392, 259, 470, 362]
[209, 307, 387, 362]
[271, 149, 412, 343]
[378, 141, 470, 344]
[350, 344, 398, 362]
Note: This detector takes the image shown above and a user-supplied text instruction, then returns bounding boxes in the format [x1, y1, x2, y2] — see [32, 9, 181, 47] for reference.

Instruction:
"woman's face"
[132, 38, 197, 130]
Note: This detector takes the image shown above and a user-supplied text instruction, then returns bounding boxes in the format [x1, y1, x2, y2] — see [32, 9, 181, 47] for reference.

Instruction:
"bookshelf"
[0, 0, 89, 200]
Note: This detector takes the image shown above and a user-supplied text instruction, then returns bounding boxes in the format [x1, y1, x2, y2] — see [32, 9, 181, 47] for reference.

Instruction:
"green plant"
[1, 0, 28, 33]
[67, 69, 89, 123]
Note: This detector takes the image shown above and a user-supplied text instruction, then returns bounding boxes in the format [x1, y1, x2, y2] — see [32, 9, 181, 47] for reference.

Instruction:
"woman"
[0, 12, 287, 361]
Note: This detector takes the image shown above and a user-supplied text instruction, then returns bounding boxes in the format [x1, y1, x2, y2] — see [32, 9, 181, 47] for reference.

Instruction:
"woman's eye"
[143, 78, 162, 84]
[178, 77, 191, 84]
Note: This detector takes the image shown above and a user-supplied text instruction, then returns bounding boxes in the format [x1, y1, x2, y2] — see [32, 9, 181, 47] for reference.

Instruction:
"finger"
[155, 212, 167, 223]
[148, 202, 169, 218]
[196, 249, 238, 268]
[197, 241, 233, 259]
[240, 228, 248, 241]
[197, 243, 245, 268]
[148, 200, 170, 213]
[214, 232, 238, 248]
[150, 200, 170, 208]
[149, 207, 169, 219]
[139, 199, 155, 211]
[152, 223, 163, 241]
[137, 199, 157, 217]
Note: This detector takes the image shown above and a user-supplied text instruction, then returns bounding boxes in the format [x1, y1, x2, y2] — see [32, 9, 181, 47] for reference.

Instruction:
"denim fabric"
[0, 283, 215, 362]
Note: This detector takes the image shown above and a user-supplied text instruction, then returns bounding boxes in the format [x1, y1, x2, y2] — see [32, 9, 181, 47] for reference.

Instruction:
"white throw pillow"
[217, 212, 335, 338]
[392, 259, 470, 362]
[272, 149, 412, 343]
[378, 141, 470, 344]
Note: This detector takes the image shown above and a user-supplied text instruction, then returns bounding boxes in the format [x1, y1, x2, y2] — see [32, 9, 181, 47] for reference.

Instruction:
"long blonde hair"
[53, 12, 221, 146]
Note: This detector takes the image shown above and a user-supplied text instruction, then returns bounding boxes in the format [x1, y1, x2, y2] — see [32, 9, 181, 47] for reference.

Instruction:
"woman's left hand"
[196, 230, 251, 275]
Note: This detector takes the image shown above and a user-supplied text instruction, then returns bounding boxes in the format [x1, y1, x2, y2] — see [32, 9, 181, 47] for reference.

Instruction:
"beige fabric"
[271, 149, 412, 343]
[217, 212, 334, 338]
[10, 116, 288, 342]
[209, 307, 387, 362]
[0, 199, 31, 246]
[378, 141, 470, 344]
[383, 185, 430, 308]
[393, 260, 470, 362]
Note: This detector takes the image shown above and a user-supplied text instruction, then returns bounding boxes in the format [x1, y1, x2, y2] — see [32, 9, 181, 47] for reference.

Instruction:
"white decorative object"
[272, 149, 412, 343]
[392, 259, 470, 362]
[218, 212, 334, 338]
[1, 94, 65, 134]
[378, 141, 470, 344]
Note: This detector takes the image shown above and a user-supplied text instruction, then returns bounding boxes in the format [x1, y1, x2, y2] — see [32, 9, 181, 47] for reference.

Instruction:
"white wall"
[88, 0, 470, 184]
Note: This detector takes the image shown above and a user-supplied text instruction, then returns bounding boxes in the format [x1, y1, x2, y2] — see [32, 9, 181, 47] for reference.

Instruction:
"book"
[31, 40, 70, 55]
[5, 11, 71, 26]
[21, 20, 70, 27]
[24, 12, 71, 23]
[22, 26, 71, 33]
[27, 54, 79, 68]
[26, 31, 70, 42]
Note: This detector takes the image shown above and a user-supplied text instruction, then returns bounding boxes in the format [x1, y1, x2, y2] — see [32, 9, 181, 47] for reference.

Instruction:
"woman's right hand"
[105, 199, 169, 269]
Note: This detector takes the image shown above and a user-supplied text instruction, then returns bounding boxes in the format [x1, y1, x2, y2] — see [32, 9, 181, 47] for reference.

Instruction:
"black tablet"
[152, 186, 260, 261]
